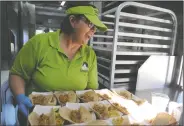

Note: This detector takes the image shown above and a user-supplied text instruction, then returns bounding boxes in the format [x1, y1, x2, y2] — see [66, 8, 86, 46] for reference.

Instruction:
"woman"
[9, 3, 107, 117]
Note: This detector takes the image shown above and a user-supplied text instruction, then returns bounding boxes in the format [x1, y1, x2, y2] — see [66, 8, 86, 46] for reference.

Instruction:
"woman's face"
[70, 15, 96, 45]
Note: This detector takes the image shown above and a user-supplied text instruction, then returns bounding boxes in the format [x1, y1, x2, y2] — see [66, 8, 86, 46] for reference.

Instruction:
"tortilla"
[151, 112, 177, 125]
[131, 98, 146, 105]
[86, 120, 110, 125]
[59, 106, 94, 124]
[108, 105, 121, 118]
[29, 94, 57, 105]
[54, 91, 78, 105]
[111, 103, 129, 115]
[111, 116, 138, 126]
[119, 90, 132, 99]
[90, 103, 109, 119]
[53, 108, 65, 126]
[113, 116, 131, 125]
[28, 109, 56, 126]
[98, 93, 111, 100]
[28, 112, 39, 126]
[79, 91, 99, 102]
[38, 114, 50, 125]
[90, 102, 121, 120]
[112, 117, 124, 125]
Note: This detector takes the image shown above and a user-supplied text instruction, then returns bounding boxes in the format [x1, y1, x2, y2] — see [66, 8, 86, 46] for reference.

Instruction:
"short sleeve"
[86, 50, 98, 89]
[10, 35, 39, 83]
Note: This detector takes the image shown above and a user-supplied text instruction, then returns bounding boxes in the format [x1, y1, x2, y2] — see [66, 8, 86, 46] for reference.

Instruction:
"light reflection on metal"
[60, 1, 65, 6]
[136, 56, 175, 90]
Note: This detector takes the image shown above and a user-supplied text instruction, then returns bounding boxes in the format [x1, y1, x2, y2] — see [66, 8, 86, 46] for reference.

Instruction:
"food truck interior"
[1, 1, 183, 126]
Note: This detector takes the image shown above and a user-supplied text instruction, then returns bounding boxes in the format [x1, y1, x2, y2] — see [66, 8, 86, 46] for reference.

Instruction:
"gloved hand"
[15, 94, 33, 117]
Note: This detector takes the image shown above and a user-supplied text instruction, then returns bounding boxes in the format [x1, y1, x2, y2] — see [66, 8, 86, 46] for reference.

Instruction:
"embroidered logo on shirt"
[81, 62, 88, 71]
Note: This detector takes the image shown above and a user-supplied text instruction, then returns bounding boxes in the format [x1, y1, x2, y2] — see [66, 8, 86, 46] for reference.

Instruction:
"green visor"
[66, 6, 108, 32]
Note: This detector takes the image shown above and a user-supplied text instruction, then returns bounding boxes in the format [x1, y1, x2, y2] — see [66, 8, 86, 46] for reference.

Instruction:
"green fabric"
[10, 29, 98, 95]
[66, 6, 107, 31]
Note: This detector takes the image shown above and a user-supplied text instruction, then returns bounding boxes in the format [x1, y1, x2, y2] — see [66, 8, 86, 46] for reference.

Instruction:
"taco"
[98, 93, 111, 100]
[112, 117, 124, 125]
[91, 103, 109, 119]
[151, 112, 177, 125]
[54, 91, 78, 105]
[90, 103, 121, 119]
[28, 109, 56, 126]
[119, 90, 132, 99]
[111, 103, 129, 115]
[108, 105, 122, 118]
[79, 91, 99, 102]
[113, 116, 132, 125]
[131, 98, 146, 105]
[38, 114, 50, 125]
[53, 108, 65, 126]
[59, 106, 94, 124]
[29, 94, 57, 105]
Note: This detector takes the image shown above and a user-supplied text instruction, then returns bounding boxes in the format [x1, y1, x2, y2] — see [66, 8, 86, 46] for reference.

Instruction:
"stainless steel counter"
[132, 86, 183, 104]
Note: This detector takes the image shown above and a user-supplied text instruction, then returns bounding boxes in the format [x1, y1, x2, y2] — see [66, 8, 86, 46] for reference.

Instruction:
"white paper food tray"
[64, 102, 96, 121]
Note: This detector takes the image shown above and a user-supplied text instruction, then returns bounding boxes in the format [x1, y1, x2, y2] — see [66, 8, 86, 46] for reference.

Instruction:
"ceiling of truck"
[29, 1, 92, 31]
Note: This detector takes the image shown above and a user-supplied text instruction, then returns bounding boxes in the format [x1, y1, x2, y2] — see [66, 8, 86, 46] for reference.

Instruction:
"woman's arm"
[8, 35, 41, 117]
[9, 35, 40, 96]
[9, 74, 25, 95]
[9, 74, 33, 117]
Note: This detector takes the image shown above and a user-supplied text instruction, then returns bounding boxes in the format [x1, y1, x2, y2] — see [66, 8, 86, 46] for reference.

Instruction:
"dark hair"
[60, 2, 97, 35]
[60, 14, 83, 35]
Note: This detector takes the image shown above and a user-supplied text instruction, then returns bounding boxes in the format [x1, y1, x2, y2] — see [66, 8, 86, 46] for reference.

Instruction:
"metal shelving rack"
[91, 2, 177, 90]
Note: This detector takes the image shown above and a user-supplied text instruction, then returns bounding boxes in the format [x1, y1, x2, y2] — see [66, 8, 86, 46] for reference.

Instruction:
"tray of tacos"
[94, 89, 115, 100]
[29, 92, 57, 106]
[54, 91, 79, 106]
[59, 103, 96, 124]
[88, 100, 123, 120]
[108, 100, 130, 115]
[28, 105, 64, 126]
[108, 116, 131, 125]
[108, 98, 147, 122]
[76, 90, 101, 102]
[108, 115, 150, 126]
[111, 88, 147, 106]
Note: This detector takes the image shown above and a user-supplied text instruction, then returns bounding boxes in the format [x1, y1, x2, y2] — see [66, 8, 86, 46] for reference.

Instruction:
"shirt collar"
[49, 29, 60, 50]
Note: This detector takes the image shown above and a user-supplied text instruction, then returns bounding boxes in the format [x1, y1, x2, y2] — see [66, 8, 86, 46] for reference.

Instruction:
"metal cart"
[90, 2, 177, 90]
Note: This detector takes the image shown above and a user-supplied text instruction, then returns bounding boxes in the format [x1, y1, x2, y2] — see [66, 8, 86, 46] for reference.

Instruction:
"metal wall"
[1, 1, 11, 70]
[0, 1, 36, 70]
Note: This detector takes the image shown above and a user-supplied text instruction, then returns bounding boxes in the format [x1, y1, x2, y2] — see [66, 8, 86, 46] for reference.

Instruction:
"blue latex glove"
[15, 94, 33, 117]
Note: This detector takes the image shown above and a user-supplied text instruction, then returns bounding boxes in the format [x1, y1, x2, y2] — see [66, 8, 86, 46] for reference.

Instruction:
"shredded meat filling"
[93, 104, 108, 117]
[80, 91, 98, 102]
[119, 91, 132, 99]
[112, 117, 124, 125]
[32, 95, 49, 105]
[38, 114, 49, 126]
[70, 110, 81, 123]
[112, 103, 129, 115]
[59, 94, 69, 103]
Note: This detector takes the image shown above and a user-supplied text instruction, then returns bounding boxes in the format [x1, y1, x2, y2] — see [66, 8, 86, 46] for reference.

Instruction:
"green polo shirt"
[10, 29, 98, 95]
